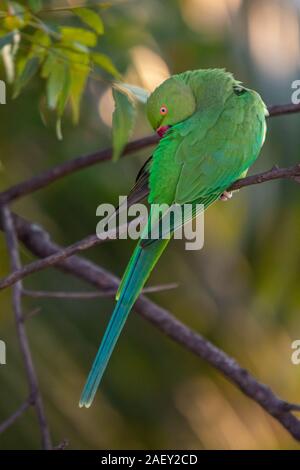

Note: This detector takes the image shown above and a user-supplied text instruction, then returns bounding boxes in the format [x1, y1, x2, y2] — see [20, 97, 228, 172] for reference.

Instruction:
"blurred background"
[0, 0, 300, 450]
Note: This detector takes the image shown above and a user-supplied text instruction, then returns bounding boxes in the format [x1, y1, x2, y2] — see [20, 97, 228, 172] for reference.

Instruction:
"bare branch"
[3, 212, 300, 441]
[0, 135, 158, 206]
[0, 400, 31, 434]
[0, 206, 52, 450]
[0, 216, 143, 291]
[229, 163, 300, 191]
[268, 103, 300, 117]
[0, 103, 298, 207]
[0, 162, 300, 292]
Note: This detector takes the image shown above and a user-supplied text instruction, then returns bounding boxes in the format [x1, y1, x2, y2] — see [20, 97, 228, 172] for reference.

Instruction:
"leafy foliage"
[112, 87, 136, 161]
[0, 0, 120, 137]
[111, 84, 150, 161]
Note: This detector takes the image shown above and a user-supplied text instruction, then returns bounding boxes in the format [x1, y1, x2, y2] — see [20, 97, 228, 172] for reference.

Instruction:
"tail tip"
[79, 396, 92, 409]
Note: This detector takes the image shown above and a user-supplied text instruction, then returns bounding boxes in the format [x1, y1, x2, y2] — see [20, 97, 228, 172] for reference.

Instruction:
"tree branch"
[268, 103, 300, 117]
[0, 400, 31, 434]
[0, 103, 298, 207]
[0, 162, 299, 292]
[2, 212, 300, 442]
[0, 206, 52, 449]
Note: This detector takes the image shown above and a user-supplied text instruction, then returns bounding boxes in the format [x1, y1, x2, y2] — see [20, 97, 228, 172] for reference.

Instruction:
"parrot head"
[146, 76, 196, 136]
[146, 69, 268, 138]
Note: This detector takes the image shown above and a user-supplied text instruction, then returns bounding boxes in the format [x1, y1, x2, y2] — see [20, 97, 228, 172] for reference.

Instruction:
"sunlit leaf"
[13, 56, 40, 98]
[92, 52, 120, 78]
[46, 60, 66, 109]
[112, 88, 136, 162]
[117, 83, 150, 103]
[1, 44, 14, 83]
[56, 117, 63, 140]
[70, 66, 89, 123]
[41, 52, 56, 78]
[57, 65, 71, 117]
[60, 27, 97, 47]
[75, 8, 104, 35]
[30, 30, 51, 59]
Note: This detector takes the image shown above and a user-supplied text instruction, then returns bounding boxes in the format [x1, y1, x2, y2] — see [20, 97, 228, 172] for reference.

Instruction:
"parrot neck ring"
[156, 125, 170, 138]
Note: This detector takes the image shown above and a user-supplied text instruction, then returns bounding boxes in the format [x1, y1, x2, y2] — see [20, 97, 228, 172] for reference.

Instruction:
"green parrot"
[79, 68, 267, 408]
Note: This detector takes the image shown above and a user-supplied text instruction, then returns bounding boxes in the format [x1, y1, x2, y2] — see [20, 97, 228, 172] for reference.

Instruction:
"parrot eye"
[159, 105, 168, 115]
[233, 85, 247, 96]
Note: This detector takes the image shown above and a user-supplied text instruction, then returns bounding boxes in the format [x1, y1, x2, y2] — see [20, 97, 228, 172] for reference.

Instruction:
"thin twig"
[3, 212, 300, 442]
[0, 162, 300, 292]
[0, 400, 31, 434]
[53, 439, 69, 450]
[22, 283, 178, 300]
[0, 103, 298, 207]
[0, 216, 143, 291]
[0, 206, 52, 450]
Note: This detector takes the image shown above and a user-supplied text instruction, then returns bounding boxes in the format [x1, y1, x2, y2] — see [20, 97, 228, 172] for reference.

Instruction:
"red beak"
[156, 125, 170, 138]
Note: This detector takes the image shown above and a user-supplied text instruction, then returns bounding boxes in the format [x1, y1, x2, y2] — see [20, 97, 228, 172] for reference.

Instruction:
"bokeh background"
[1, 0, 300, 450]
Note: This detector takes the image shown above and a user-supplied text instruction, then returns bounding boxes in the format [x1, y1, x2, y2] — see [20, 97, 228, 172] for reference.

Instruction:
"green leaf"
[56, 117, 63, 140]
[75, 8, 104, 35]
[92, 52, 120, 78]
[30, 30, 51, 59]
[70, 66, 89, 123]
[46, 60, 66, 110]
[112, 88, 136, 162]
[41, 52, 56, 79]
[60, 27, 97, 47]
[57, 65, 71, 117]
[29, 0, 42, 13]
[1, 43, 15, 83]
[13, 56, 40, 98]
[0, 32, 15, 50]
[117, 83, 149, 103]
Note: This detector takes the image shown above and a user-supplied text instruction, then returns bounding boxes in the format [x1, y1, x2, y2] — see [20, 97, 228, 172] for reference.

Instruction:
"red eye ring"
[160, 105, 168, 115]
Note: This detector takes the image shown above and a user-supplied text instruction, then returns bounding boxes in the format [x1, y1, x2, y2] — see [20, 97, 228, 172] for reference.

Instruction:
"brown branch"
[0, 400, 31, 434]
[0, 103, 298, 207]
[0, 216, 143, 291]
[0, 206, 52, 450]
[0, 162, 300, 292]
[268, 103, 300, 117]
[0, 135, 158, 206]
[2, 212, 300, 442]
[229, 163, 300, 191]
[22, 283, 178, 300]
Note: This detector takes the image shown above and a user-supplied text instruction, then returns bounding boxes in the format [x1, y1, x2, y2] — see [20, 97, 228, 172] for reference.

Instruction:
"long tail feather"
[79, 236, 169, 408]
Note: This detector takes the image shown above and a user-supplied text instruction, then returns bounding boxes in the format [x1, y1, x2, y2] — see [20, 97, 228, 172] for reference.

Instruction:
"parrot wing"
[150, 94, 265, 207]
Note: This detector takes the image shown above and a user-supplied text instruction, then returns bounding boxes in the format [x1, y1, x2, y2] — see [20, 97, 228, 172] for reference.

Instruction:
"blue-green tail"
[79, 236, 169, 408]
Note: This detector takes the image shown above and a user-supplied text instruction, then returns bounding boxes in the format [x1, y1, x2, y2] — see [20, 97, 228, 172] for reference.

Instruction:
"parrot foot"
[220, 191, 233, 201]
